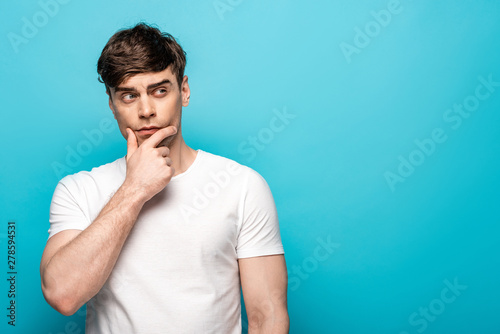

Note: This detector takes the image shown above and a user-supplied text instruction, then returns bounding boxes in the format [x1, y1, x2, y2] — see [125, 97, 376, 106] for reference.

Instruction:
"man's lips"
[136, 126, 161, 136]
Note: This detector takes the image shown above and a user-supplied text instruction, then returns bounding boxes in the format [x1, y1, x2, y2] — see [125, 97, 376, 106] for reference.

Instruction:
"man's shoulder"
[198, 150, 269, 186]
[58, 156, 126, 190]
[199, 150, 251, 174]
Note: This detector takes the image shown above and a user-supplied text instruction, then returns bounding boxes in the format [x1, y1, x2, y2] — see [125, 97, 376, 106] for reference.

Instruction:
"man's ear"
[181, 75, 190, 107]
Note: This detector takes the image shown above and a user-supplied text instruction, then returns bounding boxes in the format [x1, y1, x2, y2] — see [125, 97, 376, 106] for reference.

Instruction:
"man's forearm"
[41, 183, 146, 315]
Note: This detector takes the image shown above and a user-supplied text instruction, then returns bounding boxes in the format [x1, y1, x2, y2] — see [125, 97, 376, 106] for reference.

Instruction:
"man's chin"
[157, 134, 176, 148]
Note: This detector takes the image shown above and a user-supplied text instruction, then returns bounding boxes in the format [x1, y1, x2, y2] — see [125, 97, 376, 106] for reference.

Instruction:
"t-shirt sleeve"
[236, 168, 285, 259]
[48, 177, 89, 239]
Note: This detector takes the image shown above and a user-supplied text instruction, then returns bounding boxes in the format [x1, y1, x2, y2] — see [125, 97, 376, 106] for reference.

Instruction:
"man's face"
[108, 66, 190, 148]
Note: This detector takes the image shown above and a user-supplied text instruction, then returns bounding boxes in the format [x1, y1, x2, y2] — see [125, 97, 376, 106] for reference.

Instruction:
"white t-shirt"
[48, 149, 285, 334]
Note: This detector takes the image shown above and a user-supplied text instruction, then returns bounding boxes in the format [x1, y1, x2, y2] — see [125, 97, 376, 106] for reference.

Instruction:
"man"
[40, 23, 289, 333]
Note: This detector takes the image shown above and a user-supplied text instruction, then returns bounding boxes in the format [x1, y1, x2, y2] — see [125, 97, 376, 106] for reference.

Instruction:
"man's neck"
[167, 130, 197, 177]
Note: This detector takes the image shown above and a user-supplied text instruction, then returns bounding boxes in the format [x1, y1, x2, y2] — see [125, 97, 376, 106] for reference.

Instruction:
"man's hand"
[123, 126, 177, 202]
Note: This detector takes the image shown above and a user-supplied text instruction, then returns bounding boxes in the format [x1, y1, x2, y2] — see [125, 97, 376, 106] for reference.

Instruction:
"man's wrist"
[117, 180, 149, 208]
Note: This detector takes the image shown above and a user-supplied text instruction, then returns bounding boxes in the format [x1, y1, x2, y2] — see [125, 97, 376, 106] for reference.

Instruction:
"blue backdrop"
[1, 0, 499, 333]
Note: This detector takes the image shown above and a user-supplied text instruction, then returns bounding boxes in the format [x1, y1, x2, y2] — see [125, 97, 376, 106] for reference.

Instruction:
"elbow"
[54, 299, 80, 317]
[41, 283, 81, 316]
[248, 309, 290, 333]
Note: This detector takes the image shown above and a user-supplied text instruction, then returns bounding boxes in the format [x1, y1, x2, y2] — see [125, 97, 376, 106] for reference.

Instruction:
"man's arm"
[40, 126, 177, 316]
[239, 254, 289, 333]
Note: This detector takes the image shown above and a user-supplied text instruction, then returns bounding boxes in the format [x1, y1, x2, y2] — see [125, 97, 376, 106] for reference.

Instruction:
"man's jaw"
[157, 133, 176, 148]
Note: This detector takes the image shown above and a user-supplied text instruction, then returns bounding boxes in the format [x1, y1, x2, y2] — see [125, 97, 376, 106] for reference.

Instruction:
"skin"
[40, 66, 289, 332]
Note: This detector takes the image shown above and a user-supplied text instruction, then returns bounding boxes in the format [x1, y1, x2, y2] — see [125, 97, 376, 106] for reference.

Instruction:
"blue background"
[1, 0, 500, 333]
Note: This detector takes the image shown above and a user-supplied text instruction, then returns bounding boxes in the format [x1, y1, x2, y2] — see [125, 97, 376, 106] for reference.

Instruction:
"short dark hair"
[97, 22, 187, 93]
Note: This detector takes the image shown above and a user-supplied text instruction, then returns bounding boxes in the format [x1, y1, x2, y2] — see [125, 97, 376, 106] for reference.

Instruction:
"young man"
[40, 23, 289, 333]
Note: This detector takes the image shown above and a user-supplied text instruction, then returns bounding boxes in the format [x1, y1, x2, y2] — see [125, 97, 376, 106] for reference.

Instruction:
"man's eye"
[123, 94, 135, 101]
[155, 88, 168, 96]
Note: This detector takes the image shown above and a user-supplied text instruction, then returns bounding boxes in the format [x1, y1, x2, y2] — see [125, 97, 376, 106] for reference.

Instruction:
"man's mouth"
[137, 126, 161, 136]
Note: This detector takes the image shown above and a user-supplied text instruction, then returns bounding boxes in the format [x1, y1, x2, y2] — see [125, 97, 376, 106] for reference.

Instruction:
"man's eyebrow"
[114, 86, 137, 93]
[114, 79, 172, 93]
[147, 79, 172, 90]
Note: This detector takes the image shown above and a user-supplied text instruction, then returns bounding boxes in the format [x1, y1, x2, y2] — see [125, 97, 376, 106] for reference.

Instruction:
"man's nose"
[138, 97, 156, 118]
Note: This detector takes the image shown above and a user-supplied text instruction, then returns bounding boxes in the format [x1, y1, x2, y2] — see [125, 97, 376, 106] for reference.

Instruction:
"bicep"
[239, 254, 288, 318]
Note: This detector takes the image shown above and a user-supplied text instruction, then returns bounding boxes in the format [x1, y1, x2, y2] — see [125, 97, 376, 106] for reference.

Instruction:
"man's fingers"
[143, 126, 178, 149]
[157, 146, 170, 157]
[156, 147, 172, 166]
[126, 128, 138, 161]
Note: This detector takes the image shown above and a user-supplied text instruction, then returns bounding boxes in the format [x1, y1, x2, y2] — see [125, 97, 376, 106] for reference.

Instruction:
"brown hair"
[97, 22, 187, 93]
